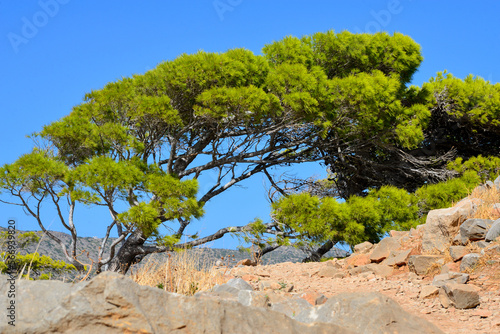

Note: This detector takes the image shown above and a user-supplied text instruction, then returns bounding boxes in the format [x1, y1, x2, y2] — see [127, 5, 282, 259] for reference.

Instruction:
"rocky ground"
[209, 180, 500, 334]
[225, 259, 499, 334]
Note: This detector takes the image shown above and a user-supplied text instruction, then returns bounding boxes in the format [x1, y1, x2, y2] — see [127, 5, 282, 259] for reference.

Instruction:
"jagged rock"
[457, 218, 494, 244]
[432, 272, 469, 287]
[294, 292, 444, 334]
[1, 272, 351, 334]
[449, 245, 467, 261]
[494, 175, 500, 189]
[474, 240, 489, 248]
[408, 255, 445, 275]
[383, 248, 412, 266]
[354, 241, 373, 253]
[369, 237, 400, 262]
[212, 277, 253, 295]
[422, 198, 480, 253]
[238, 290, 270, 307]
[460, 253, 481, 272]
[420, 285, 440, 299]
[485, 218, 500, 242]
[346, 253, 371, 268]
[389, 230, 409, 239]
[271, 298, 313, 319]
[439, 283, 481, 309]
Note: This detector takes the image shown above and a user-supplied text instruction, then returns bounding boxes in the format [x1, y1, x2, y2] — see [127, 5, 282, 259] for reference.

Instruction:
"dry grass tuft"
[469, 185, 500, 220]
[129, 250, 230, 296]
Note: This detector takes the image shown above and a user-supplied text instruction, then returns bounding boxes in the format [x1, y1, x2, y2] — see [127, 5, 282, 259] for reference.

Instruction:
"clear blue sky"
[1, 1, 499, 249]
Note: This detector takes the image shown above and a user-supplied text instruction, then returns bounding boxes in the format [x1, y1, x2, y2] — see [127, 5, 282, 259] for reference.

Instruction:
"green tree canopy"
[1, 30, 499, 271]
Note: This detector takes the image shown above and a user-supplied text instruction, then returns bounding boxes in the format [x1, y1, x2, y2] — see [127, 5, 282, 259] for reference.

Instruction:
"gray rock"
[420, 285, 440, 299]
[485, 180, 495, 189]
[432, 272, 469, 287]
[295, 292, 444, 334]
[474, 240, 490, 248]
[440, 283, 481, 309]
[0, 272, 351, 334]
[212, 277, 253, 295]
[354, 241, 373, 253]
[449, 245, 467, 261]
[458, 218, 494, 243]
[422, 198, 479, 253]
[485, 218, 500, 242]
[494, 175, 500, 189]
[238, 290, 270, 308]
[408, 255, 445, 275]
[369, 237, 400, 262]
[384, 248, 412, 266]
[460, 253, 481, 272]
[271, 298, 313, 319]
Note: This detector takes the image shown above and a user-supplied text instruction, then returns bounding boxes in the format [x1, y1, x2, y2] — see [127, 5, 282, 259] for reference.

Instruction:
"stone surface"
[449, 245, 467, 262]
[458, 218, 494, 244]
[346, 253, 371, 268]
[408, 255, 445, 275]
[295, 292, 444, 334]
[485, 218, 500, 242]
[432, 272, 469, 287]
[440, 283, 481, 309]
[317, 266, 340, 278]
[384, 248, 412, 266]
[1, 272, 357, 334]
[422, 198, 480, 253]
[213, 277, 253, 295]
[271, 298, 313, 319]
[420, 285, 440, 299]
[460, 253, 481, 272]
[238, 290, 270, 307]
[354, 241, 373, 253]
[300, 290, 327, 306]
[369, 237, 400, 262]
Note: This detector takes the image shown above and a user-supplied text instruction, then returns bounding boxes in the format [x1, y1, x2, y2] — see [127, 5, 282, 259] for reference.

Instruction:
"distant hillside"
[0, 227, 348, 271]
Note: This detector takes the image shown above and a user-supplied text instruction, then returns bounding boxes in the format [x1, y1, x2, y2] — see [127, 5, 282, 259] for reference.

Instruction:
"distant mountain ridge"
[0, 226, 349, 268]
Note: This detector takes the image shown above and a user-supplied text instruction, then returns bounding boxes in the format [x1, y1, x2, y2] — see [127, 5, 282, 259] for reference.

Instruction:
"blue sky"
[1, 1, 499, 249]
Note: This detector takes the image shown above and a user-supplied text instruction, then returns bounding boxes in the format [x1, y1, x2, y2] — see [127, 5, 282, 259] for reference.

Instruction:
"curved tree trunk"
[106, 229, 148, 274]
[301, 240, 335, 262]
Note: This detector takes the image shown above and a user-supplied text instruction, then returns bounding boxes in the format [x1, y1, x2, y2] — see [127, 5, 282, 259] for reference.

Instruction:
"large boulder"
[422, 198, 480, 253]
[295, 292, 444, 334]
[369, 237, 400, 263]
[439, 283, 481, 309]
[0, 272, 351, 334]
[485, 218, 500, 242]
[408, 255, 445, 275]
[456, 218, 494, 244]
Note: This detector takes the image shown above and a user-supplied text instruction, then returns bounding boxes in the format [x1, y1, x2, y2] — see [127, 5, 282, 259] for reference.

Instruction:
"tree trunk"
[301, 240, 335, 262]
[106, 229, 147, 274]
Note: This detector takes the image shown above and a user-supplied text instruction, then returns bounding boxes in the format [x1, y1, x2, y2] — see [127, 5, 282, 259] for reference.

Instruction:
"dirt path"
[230, 261, 500, 334]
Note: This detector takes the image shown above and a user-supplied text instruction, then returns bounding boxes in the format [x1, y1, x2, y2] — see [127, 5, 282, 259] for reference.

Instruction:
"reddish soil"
[229, 260, 500, 334]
